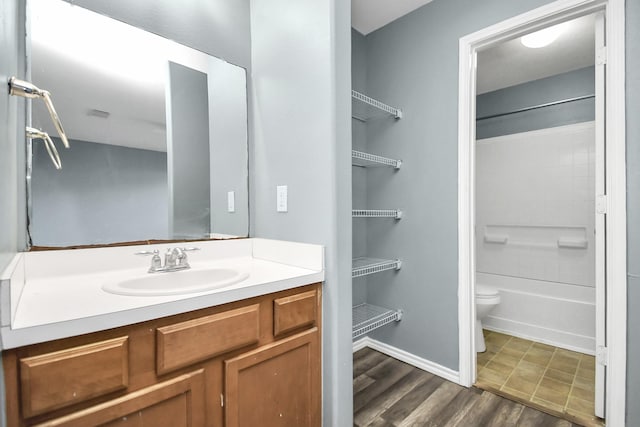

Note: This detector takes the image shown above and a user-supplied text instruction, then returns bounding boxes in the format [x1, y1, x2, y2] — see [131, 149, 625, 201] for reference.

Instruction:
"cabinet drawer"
[273, 290, 317, 337]
[32, 370, 205, 427]
[20, 336, 129, 418]
[156, 304, 260, 375]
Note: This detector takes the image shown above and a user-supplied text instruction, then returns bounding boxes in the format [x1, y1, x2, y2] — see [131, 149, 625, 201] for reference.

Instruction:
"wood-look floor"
[354, 348, 584, 427]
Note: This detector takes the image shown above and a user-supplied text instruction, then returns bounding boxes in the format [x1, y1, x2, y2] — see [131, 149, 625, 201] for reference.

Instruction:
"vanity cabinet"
[224, 328, 320, 426]
[2, 283, 321, 427]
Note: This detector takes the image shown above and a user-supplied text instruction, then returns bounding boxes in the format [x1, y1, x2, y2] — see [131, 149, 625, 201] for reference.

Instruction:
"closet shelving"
[352, 257, 402, 278]
[351, 90, 404, 338]
[352, 209, 403, 219]
[353, 303, 403, 339]
[352, 150, 402, 169]
[352, 90, 403, 121]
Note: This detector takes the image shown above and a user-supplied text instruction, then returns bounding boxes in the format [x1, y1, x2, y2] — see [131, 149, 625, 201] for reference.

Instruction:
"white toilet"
[475, 284, 501, 352]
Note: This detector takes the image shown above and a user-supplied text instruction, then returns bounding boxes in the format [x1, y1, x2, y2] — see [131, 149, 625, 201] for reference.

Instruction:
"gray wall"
[626, 0, 640, 424]
[476, 66, 595, 139]
[0, 0, 22, 272]
[31, 139, 168, 246]
[352, 29, 369, 306]
[361, 0, 567, 371]
[0, 1, 23, 426]
[249, 0, 352, 424]
[167, 62, 211, 239]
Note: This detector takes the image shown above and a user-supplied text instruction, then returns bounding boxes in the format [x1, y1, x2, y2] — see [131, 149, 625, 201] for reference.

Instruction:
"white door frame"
[593, 11, 606, 417]
[457, 0, 626, 425]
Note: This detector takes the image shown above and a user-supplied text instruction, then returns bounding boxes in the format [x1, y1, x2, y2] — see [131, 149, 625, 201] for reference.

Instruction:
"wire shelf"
[352, 209, 403, 219]
[352, 90, 403, 120]
[353, 303, 402, 339]
[352, 150, 402, 169]
[352, 257, 402, 278]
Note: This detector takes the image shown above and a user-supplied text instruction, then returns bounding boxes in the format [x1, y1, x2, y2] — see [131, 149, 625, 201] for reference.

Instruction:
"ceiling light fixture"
[521, 23, 566, 48]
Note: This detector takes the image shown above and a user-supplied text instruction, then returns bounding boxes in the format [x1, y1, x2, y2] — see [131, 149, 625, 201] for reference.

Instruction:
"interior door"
[593, 10, 606, 419]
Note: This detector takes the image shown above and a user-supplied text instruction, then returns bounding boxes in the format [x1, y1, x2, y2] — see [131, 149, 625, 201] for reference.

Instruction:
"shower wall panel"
[476, 121, 596, 353]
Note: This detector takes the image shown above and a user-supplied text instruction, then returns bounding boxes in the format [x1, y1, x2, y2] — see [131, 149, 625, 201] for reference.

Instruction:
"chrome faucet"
[136, 247, 199, 273]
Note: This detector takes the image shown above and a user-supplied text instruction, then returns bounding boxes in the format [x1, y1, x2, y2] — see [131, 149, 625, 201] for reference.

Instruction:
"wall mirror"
[27, 0, 249, 247]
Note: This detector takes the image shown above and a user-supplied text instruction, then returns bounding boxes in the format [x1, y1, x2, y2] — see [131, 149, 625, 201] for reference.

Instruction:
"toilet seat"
[475, 284, 500, 305]
[476, 284, 499, 297]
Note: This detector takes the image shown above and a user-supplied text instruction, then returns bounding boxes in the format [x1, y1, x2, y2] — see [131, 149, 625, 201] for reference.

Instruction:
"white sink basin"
[102, 268, 249, 296]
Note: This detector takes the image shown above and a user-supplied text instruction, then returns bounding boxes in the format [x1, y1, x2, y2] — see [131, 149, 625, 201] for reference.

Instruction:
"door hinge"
[221, 393, 224, 407]
[596, 195, 607, 214]
[596, 46, 607, 65]
[596, 345, 608, 366]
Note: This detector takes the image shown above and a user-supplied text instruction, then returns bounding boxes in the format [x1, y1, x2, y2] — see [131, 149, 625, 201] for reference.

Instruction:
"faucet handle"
[179, 248, 199, 264]
[136, 250, 162, 272]
[135, 250, 159, 256]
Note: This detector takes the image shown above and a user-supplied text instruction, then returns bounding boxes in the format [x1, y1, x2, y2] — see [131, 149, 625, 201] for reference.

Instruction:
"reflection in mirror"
[28, 0, 249, 247]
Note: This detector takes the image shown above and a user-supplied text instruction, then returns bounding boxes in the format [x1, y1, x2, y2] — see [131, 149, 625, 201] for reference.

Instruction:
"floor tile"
[477, 350, 495, 367]
[573, 374, 595, 391]
[571, 383, 594, 401]
[556, 348, 582, 360]
[475, 331, 602, 427]
[486, 341, 506, 353]
[522, 350, 553, 366]
[531, 396, 565, 413]
[478, 366, 510, 385]
[548, 355, 579, 375]
[485, 333, 510, 350]
[501, 345, 526, 359]
[516, 360, 546, 377]
[566, 395, 595, 415]
[576, 365, 596, 379]
[531, 342, 556, 352]
[502, 386, 533, 402]
[534, 377, 571, 406]
[580, 354, 596, 369]
[504, 372, 538, 395]
[492, 351, 522, 368]
[509, 337, 534, 351]
[544, 367, 575, 384]
[485, 360, 515, 378]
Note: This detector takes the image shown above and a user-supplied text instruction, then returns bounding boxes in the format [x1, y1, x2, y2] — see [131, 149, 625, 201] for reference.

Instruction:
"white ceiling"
[477, 14, 596, 94]
[31, 0, 168, 151]
[351, 0, 433, 35]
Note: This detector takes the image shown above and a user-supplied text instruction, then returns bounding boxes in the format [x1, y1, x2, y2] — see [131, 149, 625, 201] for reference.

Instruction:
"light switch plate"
[227, 191, 235, 213]
[277, 185, 288, 212]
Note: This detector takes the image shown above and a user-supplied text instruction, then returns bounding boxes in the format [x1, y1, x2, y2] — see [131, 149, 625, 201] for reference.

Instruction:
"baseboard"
[484, 317, 595, 355]
[353, 337, 460, 384]
[352, 337, 371, 353]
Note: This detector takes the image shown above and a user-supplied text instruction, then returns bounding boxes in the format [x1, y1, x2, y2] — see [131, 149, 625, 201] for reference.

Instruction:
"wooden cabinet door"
[224, 328, 320, 427]
[33, 370, 205, 427]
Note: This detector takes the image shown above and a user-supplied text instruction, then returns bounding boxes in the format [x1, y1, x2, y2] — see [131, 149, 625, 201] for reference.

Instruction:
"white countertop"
[0, 238, 324, 349]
